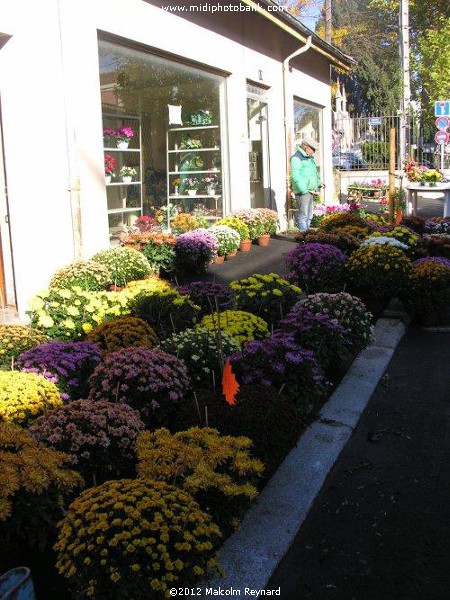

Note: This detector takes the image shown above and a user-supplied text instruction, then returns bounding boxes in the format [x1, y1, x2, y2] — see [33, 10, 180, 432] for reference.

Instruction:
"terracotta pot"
[395, 208, 403, 225]
[108, 284, 124, 292]
[226, 251, 237, 259]
[215, 254, 225, 264]
[257, 234, 271, 247]
[239, 239, 252, 252]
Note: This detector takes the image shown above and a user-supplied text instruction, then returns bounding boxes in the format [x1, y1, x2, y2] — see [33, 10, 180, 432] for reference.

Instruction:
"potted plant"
[422, 169, 443, 186]
[389, 187, 407, 223]
[202, 174, 219, 196]
[115, 126, 135, 149]
[183, 176, 200, 196]
[399, 261, 450, 325]
[103, 127, 116, 147]
[208, 225, 241, 259]
[256, 208, 279, 245]
[179, 137, 202, 150]
[119, 165, 137, 183]
[104, 154, 116, 183]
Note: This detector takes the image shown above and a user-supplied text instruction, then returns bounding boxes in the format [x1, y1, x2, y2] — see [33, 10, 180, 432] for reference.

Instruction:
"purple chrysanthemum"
[284, 243, 347, 293]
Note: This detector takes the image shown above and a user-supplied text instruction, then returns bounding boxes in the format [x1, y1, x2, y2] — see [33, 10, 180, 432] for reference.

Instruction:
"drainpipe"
[283, 36, 312, 224]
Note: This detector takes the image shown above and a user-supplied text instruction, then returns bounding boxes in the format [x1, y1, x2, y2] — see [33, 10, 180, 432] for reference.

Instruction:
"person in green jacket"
[290, 137, 324, 231]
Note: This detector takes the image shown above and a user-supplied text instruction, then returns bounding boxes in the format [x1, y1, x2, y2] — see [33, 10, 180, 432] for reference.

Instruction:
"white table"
[406, 183, 450, 217]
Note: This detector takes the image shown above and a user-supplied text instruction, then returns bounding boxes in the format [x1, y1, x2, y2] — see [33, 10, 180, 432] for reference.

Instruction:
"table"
[406, 183, 450, 217]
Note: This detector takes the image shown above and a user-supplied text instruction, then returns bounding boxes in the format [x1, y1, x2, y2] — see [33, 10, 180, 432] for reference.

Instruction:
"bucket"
[0, 568, 35, 600]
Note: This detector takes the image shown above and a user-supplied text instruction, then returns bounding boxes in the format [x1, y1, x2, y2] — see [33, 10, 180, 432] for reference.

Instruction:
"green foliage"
[49, 260, 111, 291]
[399, 261, 450, 316]
[0, 325, 49, 370]
[361, 141, 389, 168]
[91, 247, 151, 287]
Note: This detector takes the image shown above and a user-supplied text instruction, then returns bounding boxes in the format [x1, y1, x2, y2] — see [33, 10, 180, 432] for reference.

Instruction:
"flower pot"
[226, 251, 237, 259]
[122, 176, 132, 184]
[206, 186, 216, 196]
[187, 189, 198, 196]
[117, 141, 129, 149]
[214, 255, 225, 265]
[395, 208, 403, 225]
[105, 175, 112, 184]
[257, 234, 271, 247]
[239, 239, 252, 252]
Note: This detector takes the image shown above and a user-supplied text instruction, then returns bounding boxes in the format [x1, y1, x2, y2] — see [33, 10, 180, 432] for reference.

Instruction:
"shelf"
[169, 194, 221, 199]
[107, 208, 142, 215]
[106, 181, 142, 186]
[168, 147, 219, 153]
[168, 125, 219, 132]
[103, 113, 140, 121]
[104, 147, 141, 153]
[169, 170, 220, 175]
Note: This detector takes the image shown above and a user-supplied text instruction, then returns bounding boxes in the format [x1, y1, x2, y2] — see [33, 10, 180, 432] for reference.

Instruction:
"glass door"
[247, 84, 272, 209]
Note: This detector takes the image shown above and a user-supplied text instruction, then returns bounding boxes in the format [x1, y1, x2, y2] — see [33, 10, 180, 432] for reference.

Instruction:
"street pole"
[399, 0, 411, 165]
[389, 127, 396, 221]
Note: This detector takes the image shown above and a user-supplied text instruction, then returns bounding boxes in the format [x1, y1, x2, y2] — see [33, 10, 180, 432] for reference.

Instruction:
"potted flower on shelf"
[179, 137, 202, 150]
[115, 126, 135, 149]
[183, 176, 200, 196]
[202, 174, 219, 196]
[120, 166, 137, 183]
[104, 154, 116, 184]
[422, 169, 443, 187]
[103, 127, 116, 147]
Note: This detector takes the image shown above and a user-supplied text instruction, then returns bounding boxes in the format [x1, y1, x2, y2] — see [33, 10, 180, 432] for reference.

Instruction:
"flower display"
[318, 211, 370, 233]
[133, 215, 158, 232]
[422, 168, 443, 183]
[300, 292, 374, 353]
[114, 126, 134, 142]
[421, 234, 450, 259]
[27, 287, 128, 340]
[202, 174, 219, 188]
[279, 305, 350, 370]
[16, 341, 102, 401]
[199, 310, 269, 346]
[182, 176, 200, 191]
[229, 330, 327, 408]
[91, 247, 151, 287]
[361, 236, 410, 251]
[55, 479, 221, 599]
[49, 259, 111, 291]
[0, 371, 62, 426]
[120, 230, 175, 255]
[150, 203, 179, 225]
[399, 215, 426, 235]
[118, 277, 170, 304]
[177, 281, 234, 317]
[256, 208, 279, 235]
[230, 209, 265, 240]
[129, 288, 200, 339]
[179, 137, 202, 149]
[399, 261, 450, 317]
[160, 327, 239, 389]
[174, 385, 304, 481]
[137, 427, 263, 535]
[103, 127, 115, 145]
[171, 212, 206, 234]
[0, 422, 83, 550]
[86, 316, 158, 355]
[215, 217, 250, 242]
[88, 347, 190, 426]
[207, 225, 241, 256]
[0, 325, 49, 370]
[29, 399, 145, 485]
[284, 243, 347, 294]
[119, 165, 137, 178]
[295, 230, 360, 255]
[424, 218, 450, 235]
[403, 157, 426, 182]
[104, 153, 116, 177]
[346, 244, 412, 300]
[230, 273, 302, 326]
[414, 256, 450, 270]
[174, 229, 219, 272]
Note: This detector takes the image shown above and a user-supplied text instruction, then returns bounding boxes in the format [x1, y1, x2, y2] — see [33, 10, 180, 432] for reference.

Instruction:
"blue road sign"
[368, 117, 382, 126]
[435, 101, 450, 117]
[435, 130, 449, 145]
[435, 116, 450, 130]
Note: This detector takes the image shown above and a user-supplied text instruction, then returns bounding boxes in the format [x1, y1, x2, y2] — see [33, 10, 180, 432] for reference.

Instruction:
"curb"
[198, 316, 407, 597]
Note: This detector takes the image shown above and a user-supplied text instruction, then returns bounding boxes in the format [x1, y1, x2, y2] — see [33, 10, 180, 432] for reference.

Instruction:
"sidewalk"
[267, 326, 450, 600]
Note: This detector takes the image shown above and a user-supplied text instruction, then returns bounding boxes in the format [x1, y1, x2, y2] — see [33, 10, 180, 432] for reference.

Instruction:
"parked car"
[333, 151, 368, 171]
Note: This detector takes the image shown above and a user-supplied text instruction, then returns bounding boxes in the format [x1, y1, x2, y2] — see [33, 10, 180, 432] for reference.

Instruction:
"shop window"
[293, 98, 323, 177]
[98, 38, 225, 239]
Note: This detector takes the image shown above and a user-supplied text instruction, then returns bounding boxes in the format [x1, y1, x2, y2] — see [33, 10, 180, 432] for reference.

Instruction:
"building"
[0, 0, 353, 316]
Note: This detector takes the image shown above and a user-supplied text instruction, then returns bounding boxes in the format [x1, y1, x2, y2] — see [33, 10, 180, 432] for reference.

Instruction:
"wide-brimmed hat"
[299, 136, 318, 151]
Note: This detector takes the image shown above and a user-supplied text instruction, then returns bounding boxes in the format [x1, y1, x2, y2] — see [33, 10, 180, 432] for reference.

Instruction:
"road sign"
[435, 101, 450, 117]
[368, 117, 382, 126]
[434, 130, 449, 145]
[435, 116, 450, 130]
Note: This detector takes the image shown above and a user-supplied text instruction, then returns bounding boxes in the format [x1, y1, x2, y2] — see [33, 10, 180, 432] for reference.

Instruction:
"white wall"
[1, 0, 336, 314]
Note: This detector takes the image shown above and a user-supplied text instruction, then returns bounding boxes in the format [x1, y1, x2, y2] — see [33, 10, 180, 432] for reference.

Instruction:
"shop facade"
[0, 0, 352, 316]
